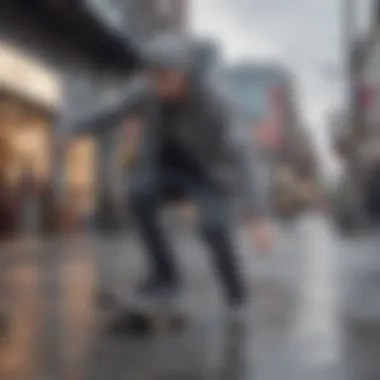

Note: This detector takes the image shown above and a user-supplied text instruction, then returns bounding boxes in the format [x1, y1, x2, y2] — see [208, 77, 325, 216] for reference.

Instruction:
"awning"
[0, 0, 140, 71]
[0, 41, 60, 109]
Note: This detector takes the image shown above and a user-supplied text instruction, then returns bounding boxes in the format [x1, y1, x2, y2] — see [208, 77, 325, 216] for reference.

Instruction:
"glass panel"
[225, 78, 268, 120]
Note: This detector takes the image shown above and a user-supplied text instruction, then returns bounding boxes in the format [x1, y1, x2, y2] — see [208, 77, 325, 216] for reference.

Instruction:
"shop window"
[66, 137, 95, 214]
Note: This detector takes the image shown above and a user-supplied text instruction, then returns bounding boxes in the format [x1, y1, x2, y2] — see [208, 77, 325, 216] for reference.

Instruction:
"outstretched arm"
[65, 75, 151, 137]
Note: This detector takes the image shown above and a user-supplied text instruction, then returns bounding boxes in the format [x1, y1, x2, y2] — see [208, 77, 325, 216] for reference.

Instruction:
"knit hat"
[142, 32, 192, 71]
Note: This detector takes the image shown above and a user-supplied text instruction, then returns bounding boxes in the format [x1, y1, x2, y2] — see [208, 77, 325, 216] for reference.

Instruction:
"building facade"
[0, 0, 188, 230]
[220, 62, 318, 213]
[334, 1, 380, 168]
[220, 63, 311, 167]
[0, 41, 60, 186]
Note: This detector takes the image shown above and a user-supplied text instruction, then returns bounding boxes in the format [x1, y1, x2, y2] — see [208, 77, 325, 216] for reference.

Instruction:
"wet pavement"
[0, 213, 376, 379]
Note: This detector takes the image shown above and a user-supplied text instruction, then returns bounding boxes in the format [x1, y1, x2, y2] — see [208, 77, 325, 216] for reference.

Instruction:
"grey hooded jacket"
[66, 34, 270, 219]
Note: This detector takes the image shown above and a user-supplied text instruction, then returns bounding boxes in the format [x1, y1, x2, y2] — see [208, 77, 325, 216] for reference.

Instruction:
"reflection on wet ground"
[0, 214, 364, 380]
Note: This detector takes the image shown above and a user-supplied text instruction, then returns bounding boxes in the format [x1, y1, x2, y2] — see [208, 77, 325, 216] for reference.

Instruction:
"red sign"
[357, 83, 375, 108]
[255, 85, 284, 150]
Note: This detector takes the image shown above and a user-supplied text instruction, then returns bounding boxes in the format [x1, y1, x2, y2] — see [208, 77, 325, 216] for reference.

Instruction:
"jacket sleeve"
[214, 93, 272, 220]
[66, 75, 150, 137]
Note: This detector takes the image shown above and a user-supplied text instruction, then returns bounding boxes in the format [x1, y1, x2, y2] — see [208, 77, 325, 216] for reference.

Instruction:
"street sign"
[255, 85, 283, 151]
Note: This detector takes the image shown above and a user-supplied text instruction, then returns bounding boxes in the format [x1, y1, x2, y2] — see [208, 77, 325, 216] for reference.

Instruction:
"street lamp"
[343, 0, 356, 134]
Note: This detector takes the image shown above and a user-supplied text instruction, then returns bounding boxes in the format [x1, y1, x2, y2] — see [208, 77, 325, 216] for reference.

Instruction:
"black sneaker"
[224, 292, 250, 326]
[130, 277, 181, 312]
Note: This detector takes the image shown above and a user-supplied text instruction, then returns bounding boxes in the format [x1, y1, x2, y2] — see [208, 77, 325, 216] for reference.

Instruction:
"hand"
[250, 219, 274, 253]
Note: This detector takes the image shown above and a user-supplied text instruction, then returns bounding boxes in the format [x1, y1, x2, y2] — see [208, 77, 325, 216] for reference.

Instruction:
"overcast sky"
[190, 0, 373, 181]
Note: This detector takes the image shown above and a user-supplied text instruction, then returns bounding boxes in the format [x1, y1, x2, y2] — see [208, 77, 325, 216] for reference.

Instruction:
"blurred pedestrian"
[59, 33, 273, 319]
[0, 169, 17, 345]
[18, 165, 39, 235]
[0, 179, 19, 240]
[38, 181, 55, 235]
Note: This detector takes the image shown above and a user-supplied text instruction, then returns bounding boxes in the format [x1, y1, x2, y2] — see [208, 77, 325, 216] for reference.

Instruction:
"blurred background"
[0, 0, 322, 237]
[0, 1, 379, 380]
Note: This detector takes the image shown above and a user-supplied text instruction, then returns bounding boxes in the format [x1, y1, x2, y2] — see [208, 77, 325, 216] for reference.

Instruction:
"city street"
[1, 0, 378, 379]
[0, 212, 377, 380]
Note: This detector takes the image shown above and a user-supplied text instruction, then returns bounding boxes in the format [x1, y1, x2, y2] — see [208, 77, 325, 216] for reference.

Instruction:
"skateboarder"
[60, 33, 273, 316]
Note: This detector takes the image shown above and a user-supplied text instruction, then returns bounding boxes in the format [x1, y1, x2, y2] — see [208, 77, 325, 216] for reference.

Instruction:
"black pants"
[129, 165, 246, 303]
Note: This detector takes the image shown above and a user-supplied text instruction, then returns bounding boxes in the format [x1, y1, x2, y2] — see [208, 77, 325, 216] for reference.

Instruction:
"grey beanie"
[142, 32, 193, 70]
[192, 39, 221, 77]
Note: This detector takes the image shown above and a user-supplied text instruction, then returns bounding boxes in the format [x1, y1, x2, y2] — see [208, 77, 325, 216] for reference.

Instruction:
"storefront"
[0, 0, 184, 230]
[0, 42, 57, 184]
[0, 42, 97, 216]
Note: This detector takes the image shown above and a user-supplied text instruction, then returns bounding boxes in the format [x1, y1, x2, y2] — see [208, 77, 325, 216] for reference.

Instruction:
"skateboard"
[99, 291, 189, 336]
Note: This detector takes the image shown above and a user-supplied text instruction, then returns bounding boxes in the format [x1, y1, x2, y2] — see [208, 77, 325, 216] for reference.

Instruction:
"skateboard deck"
[101, 292, 189, 336]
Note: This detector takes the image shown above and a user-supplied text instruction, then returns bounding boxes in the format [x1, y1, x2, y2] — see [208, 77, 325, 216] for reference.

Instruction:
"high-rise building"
[221, 62, 316, 178]
[221, 63, 292, 148]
